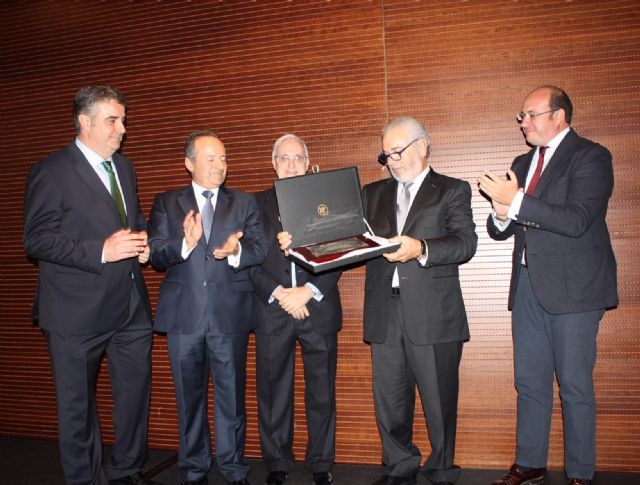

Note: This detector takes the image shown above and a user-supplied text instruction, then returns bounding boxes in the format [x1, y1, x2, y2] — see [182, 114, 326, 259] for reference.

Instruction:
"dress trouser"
[371, 293, 462, 484]
[256, 316, 337, 474]
[513, 267, 603, 479]
[167, 311, 250, 482]
[46, 285, 152, 485]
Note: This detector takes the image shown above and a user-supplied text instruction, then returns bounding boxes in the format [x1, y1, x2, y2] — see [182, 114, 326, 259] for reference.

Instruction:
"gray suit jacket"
[362, 170, 477, 345]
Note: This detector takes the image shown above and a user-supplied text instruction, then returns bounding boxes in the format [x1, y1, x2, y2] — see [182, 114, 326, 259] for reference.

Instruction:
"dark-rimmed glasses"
[377, 138, 420, 166]
[516, 109, 559, 123]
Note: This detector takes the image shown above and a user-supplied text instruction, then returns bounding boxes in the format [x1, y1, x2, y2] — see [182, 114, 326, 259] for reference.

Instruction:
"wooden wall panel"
[1, 0, 638, 473]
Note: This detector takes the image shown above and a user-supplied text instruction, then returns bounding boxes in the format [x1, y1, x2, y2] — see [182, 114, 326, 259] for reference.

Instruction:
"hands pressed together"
[103, 228, 150, 264]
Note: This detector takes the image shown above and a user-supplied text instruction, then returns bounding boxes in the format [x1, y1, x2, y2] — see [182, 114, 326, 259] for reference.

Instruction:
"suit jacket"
[362, 170, 477, 345]
[23, 142, 152, 335]
[149, 184, 267, 335]
[249, 188, 342, 335]
[487, 128, 618, 314]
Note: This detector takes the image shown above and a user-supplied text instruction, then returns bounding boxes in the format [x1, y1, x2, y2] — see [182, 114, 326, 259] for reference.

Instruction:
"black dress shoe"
[109, 472, 161, 485]
[227, 480, 251, 485]
[265, 471, 287, 485]
[371, 474, 417, 485]
[312, 471, 334, 485]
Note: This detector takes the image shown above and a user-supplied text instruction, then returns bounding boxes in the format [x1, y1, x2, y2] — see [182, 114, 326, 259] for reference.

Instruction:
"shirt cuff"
[507, 191, 525, 221]
[491, 213, 512, 231]
[181, 238, 196, 259]
[268, 285, 284, 304]
[305, 282, 324, 301]
[227, 242, 242, 268]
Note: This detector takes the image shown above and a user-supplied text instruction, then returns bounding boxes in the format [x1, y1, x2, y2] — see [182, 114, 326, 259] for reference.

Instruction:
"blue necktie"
[201, 190, 214, 243]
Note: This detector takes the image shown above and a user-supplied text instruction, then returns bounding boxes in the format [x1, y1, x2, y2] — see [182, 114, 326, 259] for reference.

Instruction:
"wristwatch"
[420, 239, 428, 258]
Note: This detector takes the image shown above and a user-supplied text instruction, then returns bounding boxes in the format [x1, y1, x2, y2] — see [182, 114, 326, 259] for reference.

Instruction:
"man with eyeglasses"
[249, 134, 342, 485]
[361, 116, 477, 485]
[478, 86, 617, 485]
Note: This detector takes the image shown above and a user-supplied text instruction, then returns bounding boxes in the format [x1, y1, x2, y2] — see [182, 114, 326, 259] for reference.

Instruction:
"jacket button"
[203, 281, 207, 287]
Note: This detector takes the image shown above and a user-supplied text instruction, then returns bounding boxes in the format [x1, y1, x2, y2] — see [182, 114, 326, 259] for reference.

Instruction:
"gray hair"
[272, 133, 309, 162]
[72, 85, 127, 134]
[382, 116, 431, 157]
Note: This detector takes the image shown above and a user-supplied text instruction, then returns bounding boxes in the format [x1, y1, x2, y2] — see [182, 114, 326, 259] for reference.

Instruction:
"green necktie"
[101, 160, 127, 226]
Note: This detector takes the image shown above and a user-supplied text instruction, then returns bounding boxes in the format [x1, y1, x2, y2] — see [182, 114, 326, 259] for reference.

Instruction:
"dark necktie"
[526, 146, 547, 195]
[396, 182, 413, 234]
[101, 160, 127, 226]
[201, 190, 214, 243]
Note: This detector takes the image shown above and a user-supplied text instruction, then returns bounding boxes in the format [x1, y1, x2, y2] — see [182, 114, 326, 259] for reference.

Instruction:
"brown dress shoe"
[492, 464, 544, 485]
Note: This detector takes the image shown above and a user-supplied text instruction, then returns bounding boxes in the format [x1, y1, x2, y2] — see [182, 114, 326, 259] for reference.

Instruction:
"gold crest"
[317, 204, 329, 217]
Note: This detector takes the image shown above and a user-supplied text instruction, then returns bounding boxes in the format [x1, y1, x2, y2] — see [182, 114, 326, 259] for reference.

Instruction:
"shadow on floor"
[1, 438, 638, 485]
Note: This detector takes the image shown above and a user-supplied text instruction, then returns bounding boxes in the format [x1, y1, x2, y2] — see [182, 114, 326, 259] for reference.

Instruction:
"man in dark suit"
[478, 86, 618, 485]
[148, 129, 267, 485]
[23, 85, 157, 485]
[249, 134, 342, 485]
[362, 116, 477, 485]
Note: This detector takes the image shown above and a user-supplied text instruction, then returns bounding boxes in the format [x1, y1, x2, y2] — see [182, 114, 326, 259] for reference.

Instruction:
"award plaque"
[275, 167, 400, 273]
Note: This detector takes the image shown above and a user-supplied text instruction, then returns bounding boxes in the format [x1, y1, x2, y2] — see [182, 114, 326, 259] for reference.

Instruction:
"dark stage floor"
[1, 438, 638, 485]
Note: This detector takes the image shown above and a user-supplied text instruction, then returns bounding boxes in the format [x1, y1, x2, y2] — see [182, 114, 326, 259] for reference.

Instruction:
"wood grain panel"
[1, 0, 638, 472]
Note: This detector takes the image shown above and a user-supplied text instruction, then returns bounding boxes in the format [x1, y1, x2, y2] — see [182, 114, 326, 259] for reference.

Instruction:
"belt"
[391, 287, 400, 296]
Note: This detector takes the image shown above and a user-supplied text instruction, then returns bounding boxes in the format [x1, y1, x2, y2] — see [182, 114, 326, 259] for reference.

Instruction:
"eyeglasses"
[516, 109, 559, 123]
[275, 154, 307, 163]
[377, 138, 420, 166]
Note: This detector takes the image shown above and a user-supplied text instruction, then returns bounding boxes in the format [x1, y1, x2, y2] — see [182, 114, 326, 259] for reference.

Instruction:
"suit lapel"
[533, 129, 577, 196]
[210, 186, 233, 248]
[402, 170, 440, 234]
[381, 178, 399, 235]
[177, 186, 202, 246]
[68, 143, 124, 227]
[264, 188, 281, 231]
[112, 154, 135, 227]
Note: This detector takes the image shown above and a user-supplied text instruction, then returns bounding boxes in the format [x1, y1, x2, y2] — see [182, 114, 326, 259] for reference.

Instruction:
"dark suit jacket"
[249, 188, 342, 335]
[362, 170, 477, 345]
[23, 142, 152, 335]
[149, 184, 267, 335]
[487, 129, 618, 314]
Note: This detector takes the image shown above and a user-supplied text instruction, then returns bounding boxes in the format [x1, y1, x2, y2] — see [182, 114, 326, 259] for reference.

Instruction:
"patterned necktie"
[526, 146, 547, 195]
[101, 160, 127, 226]
[201, 190, 214, 243]
[396, 182, 413, 234]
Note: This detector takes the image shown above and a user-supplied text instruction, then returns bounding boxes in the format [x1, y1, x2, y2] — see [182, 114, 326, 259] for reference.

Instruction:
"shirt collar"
[191, 181, 218, 200]
[545, 126, 571, 152]
[75, 138, 111, 170]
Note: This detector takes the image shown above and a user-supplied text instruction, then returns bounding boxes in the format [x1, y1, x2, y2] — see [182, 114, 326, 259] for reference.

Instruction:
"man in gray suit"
[362, 116, 477, 485]
[23, 85, 157, 485]
[149, 130, 267, 485]
[250, 134, 342, 485]
[478, 86, 618, 485]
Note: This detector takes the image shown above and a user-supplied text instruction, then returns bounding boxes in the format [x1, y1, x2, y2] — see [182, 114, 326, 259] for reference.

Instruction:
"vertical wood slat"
[1, 0, 638, 472]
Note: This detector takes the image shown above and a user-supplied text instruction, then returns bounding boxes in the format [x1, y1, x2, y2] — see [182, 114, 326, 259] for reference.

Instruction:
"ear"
[184, 157, 194, 173]
[78, 113, 91, 133]
[417, 138, 429, 158]
[271, 158, 278, 172]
